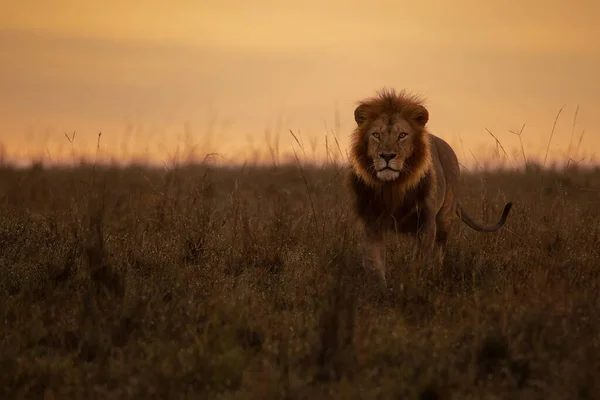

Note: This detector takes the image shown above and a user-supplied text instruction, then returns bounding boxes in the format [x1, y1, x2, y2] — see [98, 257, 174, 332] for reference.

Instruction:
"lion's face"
[363, 115, 424, 182]
[352, 94, 430, 184]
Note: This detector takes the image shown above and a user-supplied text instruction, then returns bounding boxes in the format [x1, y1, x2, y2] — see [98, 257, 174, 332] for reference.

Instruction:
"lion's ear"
[413, 105, 429, 126]
[354, 104, 368, 125]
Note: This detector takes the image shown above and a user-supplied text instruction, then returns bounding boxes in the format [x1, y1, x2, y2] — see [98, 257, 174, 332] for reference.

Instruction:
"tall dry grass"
[0, 115, 599, 398]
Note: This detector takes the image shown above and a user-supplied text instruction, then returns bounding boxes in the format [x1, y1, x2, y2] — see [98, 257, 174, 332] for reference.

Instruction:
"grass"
[0, 156, 599, 399]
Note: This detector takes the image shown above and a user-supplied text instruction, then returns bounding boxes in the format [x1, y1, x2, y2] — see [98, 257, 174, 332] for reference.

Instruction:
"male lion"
[347, 88, 512, 289]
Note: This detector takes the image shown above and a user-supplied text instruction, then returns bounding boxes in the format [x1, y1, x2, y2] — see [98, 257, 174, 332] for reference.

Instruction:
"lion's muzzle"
[379, 153, 397, 163]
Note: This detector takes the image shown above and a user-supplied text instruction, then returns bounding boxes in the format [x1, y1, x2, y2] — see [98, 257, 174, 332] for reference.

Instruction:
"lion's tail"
[457, 202, 513, 233]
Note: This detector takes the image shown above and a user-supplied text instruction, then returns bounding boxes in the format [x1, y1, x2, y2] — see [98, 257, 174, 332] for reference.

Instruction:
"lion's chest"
[349, 172, 434, 235]
[362, 185, 430, 234]
[376, 192, 428, 234]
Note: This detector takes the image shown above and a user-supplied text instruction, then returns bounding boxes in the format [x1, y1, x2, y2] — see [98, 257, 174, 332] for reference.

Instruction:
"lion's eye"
[398, 132, 407, 140]
[372, 132, 380, 139]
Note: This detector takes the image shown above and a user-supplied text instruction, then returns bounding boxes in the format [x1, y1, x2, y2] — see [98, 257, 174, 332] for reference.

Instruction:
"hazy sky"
[1, 0, 599, 166]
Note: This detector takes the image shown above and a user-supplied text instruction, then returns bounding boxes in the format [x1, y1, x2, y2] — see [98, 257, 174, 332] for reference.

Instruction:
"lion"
[347, 88, 512, 289]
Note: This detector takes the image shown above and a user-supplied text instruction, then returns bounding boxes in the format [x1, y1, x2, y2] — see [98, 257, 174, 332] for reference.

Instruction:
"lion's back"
[430, 134, 460, 186]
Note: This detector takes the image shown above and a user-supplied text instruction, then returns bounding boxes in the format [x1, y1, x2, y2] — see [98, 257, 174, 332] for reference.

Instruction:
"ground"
[0, 161, 599, 399]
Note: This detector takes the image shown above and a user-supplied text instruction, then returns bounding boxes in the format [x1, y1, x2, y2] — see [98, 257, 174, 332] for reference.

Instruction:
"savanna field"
[1, 158, 600, 399]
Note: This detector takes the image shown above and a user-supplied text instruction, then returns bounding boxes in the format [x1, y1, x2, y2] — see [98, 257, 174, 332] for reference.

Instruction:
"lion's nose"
[379, 153, 397, 163]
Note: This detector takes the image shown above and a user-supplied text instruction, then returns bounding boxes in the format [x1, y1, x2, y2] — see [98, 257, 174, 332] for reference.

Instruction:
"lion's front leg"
[361, 224, 387, 290]
[414, 217, 437, 261]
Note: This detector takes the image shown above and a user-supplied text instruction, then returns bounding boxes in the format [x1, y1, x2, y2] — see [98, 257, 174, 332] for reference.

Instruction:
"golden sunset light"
[5, 2, 600, 395]
[1, 0, 599, 167]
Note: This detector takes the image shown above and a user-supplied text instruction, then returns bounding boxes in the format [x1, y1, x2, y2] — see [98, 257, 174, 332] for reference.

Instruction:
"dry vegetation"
[1, 156, 600, 399]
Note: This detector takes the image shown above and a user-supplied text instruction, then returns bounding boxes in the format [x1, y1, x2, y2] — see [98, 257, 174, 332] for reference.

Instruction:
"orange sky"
[1, 0, 599, 167]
